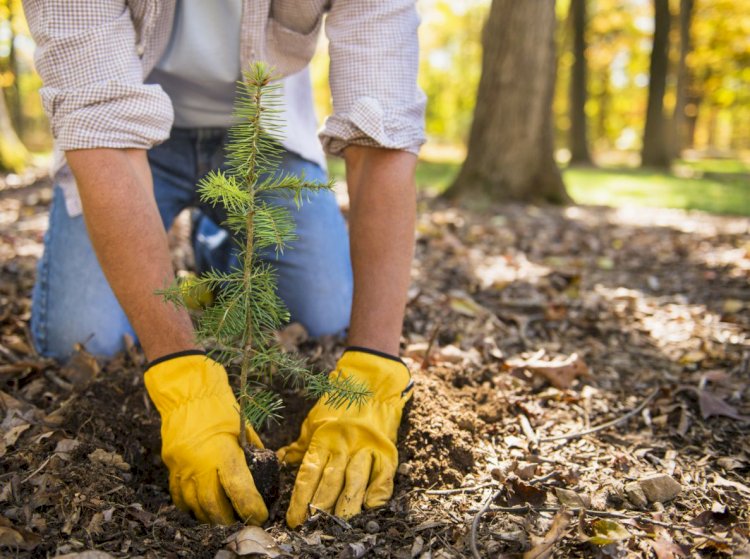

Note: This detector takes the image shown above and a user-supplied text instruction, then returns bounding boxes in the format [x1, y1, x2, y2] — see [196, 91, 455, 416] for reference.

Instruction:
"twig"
[528, 471, 558, 485]
[539, 388, 660, 443]
[469, 488, 500, 559]
[44, 369, 73, 392]
[308, 505, 352, 530]
[424, 482, 498, 495]
[21, 456, 51, 483]
[421, 319, 443, 371]
[519, 414, 538, 445]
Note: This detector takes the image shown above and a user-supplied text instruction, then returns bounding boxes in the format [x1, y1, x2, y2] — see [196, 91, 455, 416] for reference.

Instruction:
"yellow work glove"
[278, 347, 414, 528]
[144, 351, 268, 526]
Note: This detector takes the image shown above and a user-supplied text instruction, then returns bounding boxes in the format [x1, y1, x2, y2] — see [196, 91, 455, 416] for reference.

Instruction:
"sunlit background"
[0, 0, 748, 213]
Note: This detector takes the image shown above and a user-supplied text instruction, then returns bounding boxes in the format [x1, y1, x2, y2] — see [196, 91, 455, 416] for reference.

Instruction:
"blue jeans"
[31, 128, 353, 360]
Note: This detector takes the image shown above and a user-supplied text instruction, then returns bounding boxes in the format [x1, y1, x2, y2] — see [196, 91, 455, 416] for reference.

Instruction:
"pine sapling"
[159, 62, 370, 504]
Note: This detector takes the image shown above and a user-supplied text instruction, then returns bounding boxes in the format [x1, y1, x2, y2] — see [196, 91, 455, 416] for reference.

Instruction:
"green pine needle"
[158, 61, 364, 438]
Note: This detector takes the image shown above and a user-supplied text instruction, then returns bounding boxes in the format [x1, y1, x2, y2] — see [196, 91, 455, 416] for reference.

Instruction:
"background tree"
[446, 0, 569, 204]
[641, 0, 672, 168]
[671, 0, 694, 157]
[569, 0, 593, 165]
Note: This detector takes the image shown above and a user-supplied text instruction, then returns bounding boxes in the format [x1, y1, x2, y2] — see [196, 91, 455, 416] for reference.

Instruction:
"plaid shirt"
[23, 0, 426, 215]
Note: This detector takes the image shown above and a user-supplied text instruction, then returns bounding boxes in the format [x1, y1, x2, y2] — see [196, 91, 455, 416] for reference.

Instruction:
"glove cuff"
[144, 353, 234, 415]
[335, 347, 413, 401]
[146, 349, 207, 371]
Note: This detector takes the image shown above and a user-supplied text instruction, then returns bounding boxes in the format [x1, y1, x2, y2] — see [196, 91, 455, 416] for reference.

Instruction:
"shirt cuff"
[41, 82, 174, 151]
[319, 95, 426, 157]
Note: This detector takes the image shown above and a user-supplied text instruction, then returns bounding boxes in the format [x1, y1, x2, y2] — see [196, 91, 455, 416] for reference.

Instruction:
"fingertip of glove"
[277, 445, 303, 465]
[286, 506, 305, 529]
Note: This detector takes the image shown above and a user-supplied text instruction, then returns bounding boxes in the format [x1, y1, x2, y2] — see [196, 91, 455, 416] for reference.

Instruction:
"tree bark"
[446, 0, 569, 204]
[569, 0, 592, 165]
[671, 0, 694, 157]
[641, 0, 672, 168]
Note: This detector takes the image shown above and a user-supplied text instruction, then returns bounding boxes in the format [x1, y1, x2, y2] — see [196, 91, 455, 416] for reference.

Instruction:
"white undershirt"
[146, 0, 326, 169]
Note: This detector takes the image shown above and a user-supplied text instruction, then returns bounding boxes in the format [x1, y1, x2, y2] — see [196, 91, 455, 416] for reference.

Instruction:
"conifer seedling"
[159, 62, 370, 504]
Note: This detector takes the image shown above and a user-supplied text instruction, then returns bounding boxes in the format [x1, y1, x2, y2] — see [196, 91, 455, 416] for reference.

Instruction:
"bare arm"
[344, 145, 417, 355]
[65, 148, 197, 360]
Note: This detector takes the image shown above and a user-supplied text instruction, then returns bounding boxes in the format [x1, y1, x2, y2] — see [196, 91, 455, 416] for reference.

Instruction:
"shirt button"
[136, 44, 145, 56]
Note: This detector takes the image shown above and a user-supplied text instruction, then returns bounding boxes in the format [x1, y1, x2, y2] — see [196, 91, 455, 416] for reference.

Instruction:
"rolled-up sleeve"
[23, 0, 173, 151]
[321, 0, 426, 157]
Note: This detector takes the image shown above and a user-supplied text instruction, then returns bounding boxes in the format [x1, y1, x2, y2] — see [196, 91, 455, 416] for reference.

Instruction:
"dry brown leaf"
[554, 488, 590, 509]
[523, 509, 572, 559]
[679, 386, 750, 422]
[649, 528, 686, 559]
[507, 353, 588, 389]
[87, 449, 130, 472]
[507, 478, 547, 507]
[60, 345, 100, 389]
[448, 291, 488, 318]
[225, 526, 281, 557]
[0, 526, 23, 548]
[712, 474, 750, 498]
[275, 322, 308, 353]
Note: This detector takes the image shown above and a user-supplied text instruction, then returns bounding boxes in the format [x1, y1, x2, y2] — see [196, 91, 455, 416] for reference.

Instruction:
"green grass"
[328, 157, 750, 216]
[564, 166, 750, 216]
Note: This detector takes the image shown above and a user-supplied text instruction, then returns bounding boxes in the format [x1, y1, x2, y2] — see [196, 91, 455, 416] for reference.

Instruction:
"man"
[23, 0, 425, 528]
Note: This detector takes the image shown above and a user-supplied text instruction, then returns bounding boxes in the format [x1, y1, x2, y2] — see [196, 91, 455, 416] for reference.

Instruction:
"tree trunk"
[569, 0, 592, 165]
[446, 0, 569, 204]
[671, 0, 694, 158]
[641, 0, 672, 168]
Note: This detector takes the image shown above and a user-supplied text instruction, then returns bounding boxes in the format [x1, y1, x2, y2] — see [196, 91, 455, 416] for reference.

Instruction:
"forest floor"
[0, 172, 749, 558]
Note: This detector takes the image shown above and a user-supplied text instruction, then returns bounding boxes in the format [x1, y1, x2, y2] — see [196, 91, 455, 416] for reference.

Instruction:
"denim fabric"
[31, 128, 353, 360]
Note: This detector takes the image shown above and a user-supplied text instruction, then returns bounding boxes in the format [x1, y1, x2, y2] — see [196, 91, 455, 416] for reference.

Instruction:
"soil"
[244, 447, 280, 510]
[0, 175, 748, 557]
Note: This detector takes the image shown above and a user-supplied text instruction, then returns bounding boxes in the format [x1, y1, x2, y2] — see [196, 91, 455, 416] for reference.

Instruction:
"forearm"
[344, 146, 417, 355]
[65, 148, 197, 360]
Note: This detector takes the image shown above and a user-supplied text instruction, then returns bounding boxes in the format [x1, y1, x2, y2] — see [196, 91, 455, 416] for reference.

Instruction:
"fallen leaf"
[721, 299, 744, 314]
[276, 322, 308, 353]
[0, 526, 23, 548]
[588, 519, 630, 546]
[60, 345, 100, 389]
[712, 475, 750, 498]
[679, 350, 706, 365]
[677, 386, 750, 422]
[54, 438, 81, 457]
[507, 478, 547, 507]
[342, 542, 368, 559]
[697, 390, 750, 422]
[2, 423, 29, 448]
[449, 291, 488, 318]
[225, 526, 281, 557]
[715, 456, 746, 470]
[88, 449, 130, 472]
[523, 509, 572, 559]
[507, 353, 588, 389]
[649, 528, 686, 559]
[690, 507, 738, 529]
[554, 488, 590, 509]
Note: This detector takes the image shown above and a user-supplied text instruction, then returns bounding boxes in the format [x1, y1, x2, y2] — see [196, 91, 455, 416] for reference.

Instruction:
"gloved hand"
[278, 348, 413, 528]
[144, 352, 268, 525]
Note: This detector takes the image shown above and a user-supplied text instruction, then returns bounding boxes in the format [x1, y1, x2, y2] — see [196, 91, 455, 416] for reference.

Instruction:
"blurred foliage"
[0, 0, 49, 170]
[1, 1, 748, 212]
